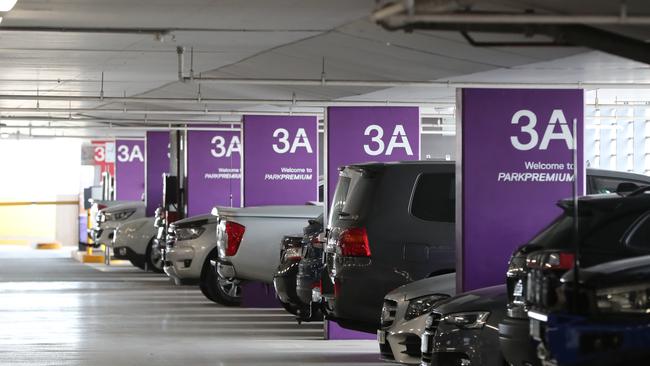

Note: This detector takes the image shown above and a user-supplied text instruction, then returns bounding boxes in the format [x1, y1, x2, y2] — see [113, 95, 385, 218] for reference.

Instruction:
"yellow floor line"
[36, 243, 63, 250]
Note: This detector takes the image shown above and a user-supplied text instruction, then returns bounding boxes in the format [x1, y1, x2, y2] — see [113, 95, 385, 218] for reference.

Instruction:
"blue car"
[527, 255, 650, 366]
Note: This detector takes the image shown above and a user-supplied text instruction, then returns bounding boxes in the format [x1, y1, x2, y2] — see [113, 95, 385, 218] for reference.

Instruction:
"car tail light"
[166, 211, 180, 224]
[284, 247, 302, 260]
[339, 227, 371, 257]
[527, 251, 575, 270]
[225, 221, 245, 256]
[97, 204, 107, 210]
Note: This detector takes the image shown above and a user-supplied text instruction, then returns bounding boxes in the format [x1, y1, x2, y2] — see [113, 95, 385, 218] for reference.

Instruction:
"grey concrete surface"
[0, 246, 383, 366]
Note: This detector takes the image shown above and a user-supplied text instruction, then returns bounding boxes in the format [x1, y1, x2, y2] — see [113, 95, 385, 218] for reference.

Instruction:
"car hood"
[385, 273, 456, 302]
[171, 214, 217, 228]
[101, 202, 144, 214]
[211, 205, 322, 219]
[562, 255, 650, 288]
[434, 285, 507, 323]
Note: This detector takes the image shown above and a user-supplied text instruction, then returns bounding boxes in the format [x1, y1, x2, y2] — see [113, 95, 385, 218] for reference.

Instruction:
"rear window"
[410, 173, 455, 223]
[592, 176, 649, 194]
[529, 210, 641, 250]
[328, 168, 376, 225]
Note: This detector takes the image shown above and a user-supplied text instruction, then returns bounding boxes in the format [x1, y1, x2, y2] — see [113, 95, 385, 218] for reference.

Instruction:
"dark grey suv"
[322, 161, 455, 332]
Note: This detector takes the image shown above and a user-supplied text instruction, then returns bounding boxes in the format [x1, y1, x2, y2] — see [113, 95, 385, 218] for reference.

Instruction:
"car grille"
[400, 334, 422, 358]
[381, 299, 398, 328]
[421, 313, 442, 366]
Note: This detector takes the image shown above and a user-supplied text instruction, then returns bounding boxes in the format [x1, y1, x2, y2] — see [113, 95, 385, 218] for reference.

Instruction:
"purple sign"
[145, 131, 170, 216]
[115, 139, 145, 201]
[327, 107, 420, 203]
[242, 115, 318, 206]
[459, 88, 584, 291]
[186, 130, 241, 217]
[326, 106, 420, 340]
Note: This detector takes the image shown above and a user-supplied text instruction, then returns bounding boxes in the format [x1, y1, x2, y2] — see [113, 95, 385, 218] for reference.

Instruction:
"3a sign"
[242, 115, 318, 206]
[211, 135, 242, 158]
[363, 124, 414, 156]
[272, 128, 313, 154]
[510, 109, 575, 151]
[117, 143, 144, 163]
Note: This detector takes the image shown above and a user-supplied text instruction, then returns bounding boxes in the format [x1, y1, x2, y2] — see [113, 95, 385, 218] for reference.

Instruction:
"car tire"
[145, 238, 164, 273]
[280, 300, 299, 315]
[129, 258, 146, 270]
[199, 253, 242, 306]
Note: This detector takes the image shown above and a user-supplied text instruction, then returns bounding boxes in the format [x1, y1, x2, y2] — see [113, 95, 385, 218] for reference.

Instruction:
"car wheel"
[145, 238, 164, 273]
[280, 300, 299, 315]
[199, 255, 242, 306]
[129, 258, 146, 270]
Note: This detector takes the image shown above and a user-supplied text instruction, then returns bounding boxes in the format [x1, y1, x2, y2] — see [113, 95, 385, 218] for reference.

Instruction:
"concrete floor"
[0, 246, 383, 366]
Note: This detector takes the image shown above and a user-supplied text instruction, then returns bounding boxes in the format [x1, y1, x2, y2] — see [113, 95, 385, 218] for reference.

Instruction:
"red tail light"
[166, 211, 180, 224]
[527, 251, 575, 270]
[339, 227, 371, 257]
[225, 221, 245, 256]
[97, 204, 107, 210]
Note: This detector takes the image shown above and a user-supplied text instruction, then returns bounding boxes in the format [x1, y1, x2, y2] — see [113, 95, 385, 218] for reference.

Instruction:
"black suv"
[500, 186, 650, 366]
[322, 161, 455, 332]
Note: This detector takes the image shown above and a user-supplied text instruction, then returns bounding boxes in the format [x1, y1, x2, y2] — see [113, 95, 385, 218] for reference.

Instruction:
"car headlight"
[175, 227, 205, 241]
[105, 209, 135, 222]
[596, 284, 650, 314]
[442, 311, 490, 329]
[97, 212, 106, 223]
[404, 295, 449, 321]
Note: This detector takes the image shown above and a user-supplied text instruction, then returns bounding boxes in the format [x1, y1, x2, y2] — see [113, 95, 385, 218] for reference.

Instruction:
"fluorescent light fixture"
[0, 0, 17, 12]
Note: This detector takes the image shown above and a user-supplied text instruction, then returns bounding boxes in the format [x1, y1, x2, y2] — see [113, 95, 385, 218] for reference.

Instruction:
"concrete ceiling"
[0, 0, 649, 137]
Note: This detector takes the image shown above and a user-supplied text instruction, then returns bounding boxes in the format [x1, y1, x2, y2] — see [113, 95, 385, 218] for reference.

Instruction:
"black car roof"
[342, 160, 455, 172]
[558, 191, 650, 215]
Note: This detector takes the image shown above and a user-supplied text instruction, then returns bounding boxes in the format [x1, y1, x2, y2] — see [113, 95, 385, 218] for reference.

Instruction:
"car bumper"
[165, 245, 199, 281]
[422, 322, 503, 366]
[499, 316, 541, 366]
[272, 260, 301, 305]
[114, 246, 145, 268]
[378, 313, 426, 364]
[323, 266, 404, 331]
[296, 257, 322, 306]
[541, 312, 650, 366]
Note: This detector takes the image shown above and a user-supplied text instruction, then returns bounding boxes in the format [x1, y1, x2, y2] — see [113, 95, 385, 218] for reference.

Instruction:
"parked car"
[273, 214, 323, 320]
[295, 218, 326, 322]
[378, 273, 455, 364]
[163, 214, 220, 297]
[111, 216, 161, 272]
[91, 201, 145, 247]
[528, 255, 650, 366]
[421, 285, 507, 366]
[587, 168, 650, 194]
[500, 186, 650, 366]
[209, 205, 322, 306]
[322, 161, 456, 333]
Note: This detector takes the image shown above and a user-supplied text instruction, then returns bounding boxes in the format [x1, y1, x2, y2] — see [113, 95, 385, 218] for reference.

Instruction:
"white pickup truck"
[201, 205, 322, 306]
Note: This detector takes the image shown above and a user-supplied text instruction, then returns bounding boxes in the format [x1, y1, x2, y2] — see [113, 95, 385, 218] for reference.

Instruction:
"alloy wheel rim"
[217, 277, 241, 298]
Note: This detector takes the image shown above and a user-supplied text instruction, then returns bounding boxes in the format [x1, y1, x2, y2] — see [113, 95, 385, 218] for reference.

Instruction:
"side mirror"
[617, 182, 640, 194]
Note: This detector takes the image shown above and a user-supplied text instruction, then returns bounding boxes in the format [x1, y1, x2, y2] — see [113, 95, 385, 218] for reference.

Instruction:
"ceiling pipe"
[3, 125, 241, 132]
[380, 13, 650, 25]
[178, 77, 650, 90]
[0, 94, 452, 106]
[0, 107, 326, 115]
